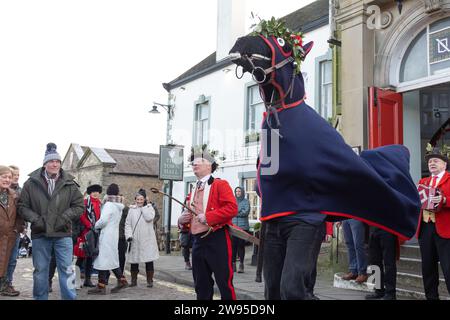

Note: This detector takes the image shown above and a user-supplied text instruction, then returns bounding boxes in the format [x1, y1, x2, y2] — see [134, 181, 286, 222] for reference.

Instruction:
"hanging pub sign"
[159, 145, 184, 181]
[429, 27, 450, 64]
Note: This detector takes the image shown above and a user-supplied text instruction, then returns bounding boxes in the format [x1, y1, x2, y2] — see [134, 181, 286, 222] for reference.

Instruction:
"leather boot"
[1, 284, 20, 297]
[146, 271, 154, 288]
[130, 271, 138, 287]
[0, 278, 7, 292]
[238, 262, 244, 273]
[110, 277, 129, 293]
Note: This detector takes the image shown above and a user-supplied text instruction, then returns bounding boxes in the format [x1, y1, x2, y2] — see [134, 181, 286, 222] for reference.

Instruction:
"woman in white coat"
[125, 189, 159, 288]
[88, 183, 129, 295]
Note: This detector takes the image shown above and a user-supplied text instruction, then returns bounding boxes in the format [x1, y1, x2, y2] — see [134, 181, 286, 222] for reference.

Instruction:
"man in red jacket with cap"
[178, 147, 237, 300]
[417, 147, 450, 300]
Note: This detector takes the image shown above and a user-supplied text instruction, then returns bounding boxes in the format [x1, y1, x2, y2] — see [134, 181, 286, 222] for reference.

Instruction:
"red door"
[368, 87, 403, 149]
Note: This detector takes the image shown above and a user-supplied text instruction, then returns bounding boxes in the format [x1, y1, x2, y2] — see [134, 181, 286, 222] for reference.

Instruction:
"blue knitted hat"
[43, 143, 61, 165]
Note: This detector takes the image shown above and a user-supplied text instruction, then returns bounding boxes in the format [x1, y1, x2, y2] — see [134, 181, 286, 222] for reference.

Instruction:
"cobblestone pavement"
[1, 257, 203, 300]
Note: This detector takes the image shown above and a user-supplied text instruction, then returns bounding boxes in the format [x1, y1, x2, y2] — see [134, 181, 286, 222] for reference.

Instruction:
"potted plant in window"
[245, 132, 260, 144]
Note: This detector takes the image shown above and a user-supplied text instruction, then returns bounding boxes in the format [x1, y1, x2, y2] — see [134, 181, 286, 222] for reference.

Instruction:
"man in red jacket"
[417, 148, 450, 300]
[178, 149, 237, 300]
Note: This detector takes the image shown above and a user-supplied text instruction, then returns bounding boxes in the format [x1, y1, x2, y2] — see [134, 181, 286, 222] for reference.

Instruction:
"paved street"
[1, 256, 201, 300]
[1, 246, 380, 301]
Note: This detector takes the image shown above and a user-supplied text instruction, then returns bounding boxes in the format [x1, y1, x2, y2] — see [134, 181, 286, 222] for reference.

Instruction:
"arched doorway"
[373, 12, 450, 182]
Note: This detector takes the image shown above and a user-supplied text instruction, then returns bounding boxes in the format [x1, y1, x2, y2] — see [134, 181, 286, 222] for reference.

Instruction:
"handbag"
[84, 229, 99, 258]
[128, 210, 143, 253]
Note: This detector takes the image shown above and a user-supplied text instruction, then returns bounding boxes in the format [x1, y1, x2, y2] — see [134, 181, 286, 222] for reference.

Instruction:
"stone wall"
[102, 171, 163, 213]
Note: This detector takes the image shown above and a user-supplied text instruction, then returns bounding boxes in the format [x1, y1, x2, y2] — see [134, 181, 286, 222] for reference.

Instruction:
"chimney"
[216, 0, 245, 62]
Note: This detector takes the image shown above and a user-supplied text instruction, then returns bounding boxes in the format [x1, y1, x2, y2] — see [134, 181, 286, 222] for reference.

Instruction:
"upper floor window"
[319, 60, 332, 120]
[245, 85, 265, 143]
[194, 102, 209, 146]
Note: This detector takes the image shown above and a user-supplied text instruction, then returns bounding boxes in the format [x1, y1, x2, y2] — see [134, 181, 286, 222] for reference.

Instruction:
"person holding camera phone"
[124, 189, 159, 288]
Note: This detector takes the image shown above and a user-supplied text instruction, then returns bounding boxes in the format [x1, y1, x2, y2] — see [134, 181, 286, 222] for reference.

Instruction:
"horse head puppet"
[229, 18, 421, 241]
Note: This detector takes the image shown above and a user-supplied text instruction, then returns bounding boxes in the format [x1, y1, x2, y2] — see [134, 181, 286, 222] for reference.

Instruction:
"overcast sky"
[0, 0, 315, 185]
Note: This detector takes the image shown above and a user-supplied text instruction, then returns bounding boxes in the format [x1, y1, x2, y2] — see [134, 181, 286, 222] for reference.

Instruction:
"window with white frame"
[245, 85, 265, 143]
[319, 60, 332, 120]
[400, 17, 450, 84]
[194, 102, 209, 146]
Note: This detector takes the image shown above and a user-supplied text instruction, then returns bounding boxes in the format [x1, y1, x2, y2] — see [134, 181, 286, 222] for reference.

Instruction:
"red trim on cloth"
[270, 35, 292, 58]
[260, 210, 410, 241]
[260, 211, 296, 221]
[321, 211, 409, 242]
[224, 228, 236, 300]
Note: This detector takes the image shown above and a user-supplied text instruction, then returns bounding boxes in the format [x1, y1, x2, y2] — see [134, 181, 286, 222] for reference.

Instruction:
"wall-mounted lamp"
[396, 0, 403, 14]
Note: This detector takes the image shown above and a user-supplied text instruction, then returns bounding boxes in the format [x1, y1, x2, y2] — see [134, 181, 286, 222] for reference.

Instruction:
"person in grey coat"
[231, 187, 250, 273]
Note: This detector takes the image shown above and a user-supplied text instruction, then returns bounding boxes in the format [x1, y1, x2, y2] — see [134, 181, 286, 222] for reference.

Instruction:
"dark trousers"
[180, 232, 192, 263]
[263, 220, 326, 300]
[48, 251, 56, 284]
[232, 232, 248, 264]
[130, 262, 154, 272]
[368, 228, 397, 296]
[192, 227, 236, 300]
[98, 268, 122, 285]
[118, 239, 127, 274]
[419, 222, 450, 299]
[75, 257, 93, 278]
[182, 246, 191, 263]
[305, 230, 324, 298]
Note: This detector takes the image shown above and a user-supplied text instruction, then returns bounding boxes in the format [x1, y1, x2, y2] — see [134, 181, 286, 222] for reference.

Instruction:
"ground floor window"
[243, 177, 260, 221]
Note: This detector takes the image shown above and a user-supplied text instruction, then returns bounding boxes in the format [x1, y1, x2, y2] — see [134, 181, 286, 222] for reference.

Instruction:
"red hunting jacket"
[189, 176, 237, 232]
[416, 171, 450, 239]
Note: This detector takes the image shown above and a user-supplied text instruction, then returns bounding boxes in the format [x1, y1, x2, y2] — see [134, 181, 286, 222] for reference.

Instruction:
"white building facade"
[164, 0, 331, 227]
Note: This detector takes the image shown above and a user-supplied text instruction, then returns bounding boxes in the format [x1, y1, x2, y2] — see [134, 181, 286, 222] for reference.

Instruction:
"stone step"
[334, 272, 450, 299]
[399, 244, 421, 259]
[396, 286, 450, 300]
[396, 271, 450, 298]
[397, 257, 445, 278]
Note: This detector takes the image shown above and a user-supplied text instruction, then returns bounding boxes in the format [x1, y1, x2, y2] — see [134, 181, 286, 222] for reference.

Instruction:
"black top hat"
[425, 147, 449, 163]
[86, 184, 103, 195]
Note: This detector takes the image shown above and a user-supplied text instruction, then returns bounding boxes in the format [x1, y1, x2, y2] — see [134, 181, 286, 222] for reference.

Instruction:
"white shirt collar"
[198, 174, 211, 184]
[432, 171, 445, 179]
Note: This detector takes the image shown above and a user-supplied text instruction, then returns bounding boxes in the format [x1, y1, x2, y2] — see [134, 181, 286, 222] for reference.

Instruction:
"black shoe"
[83, 279, 96, 287]
[382, 294, 396, 300]
[365, 292, 384, 300]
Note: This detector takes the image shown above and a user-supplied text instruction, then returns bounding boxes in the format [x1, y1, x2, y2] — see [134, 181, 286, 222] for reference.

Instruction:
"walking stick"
[255, 221, 265, 283]
[336, 222, 340, 264]
[150, 188, 260, 244]
[150, 188, 213, 238]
